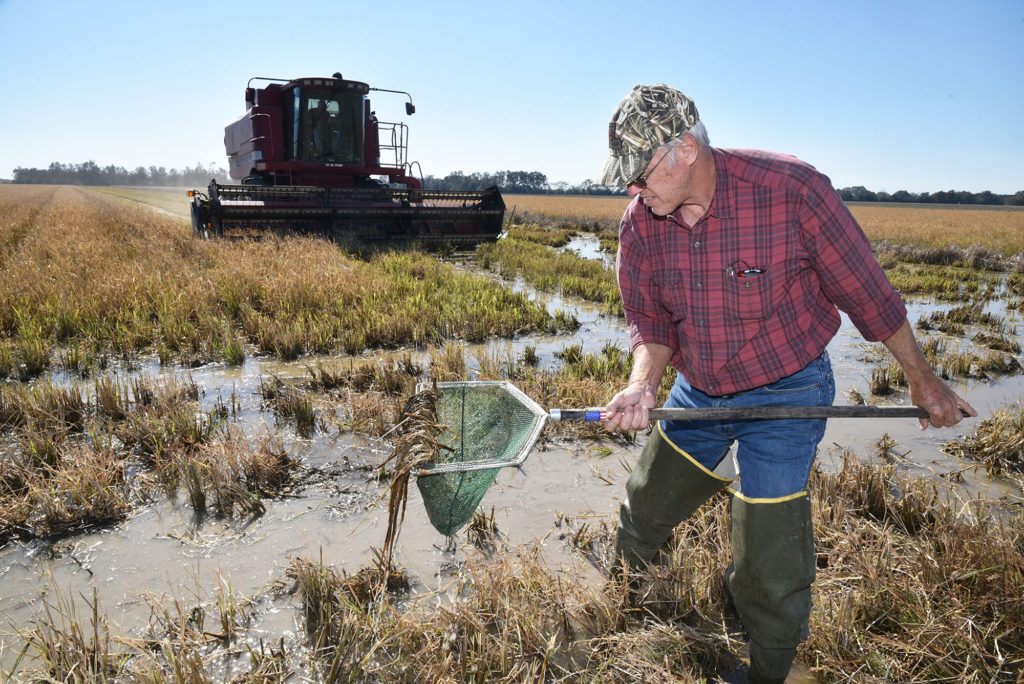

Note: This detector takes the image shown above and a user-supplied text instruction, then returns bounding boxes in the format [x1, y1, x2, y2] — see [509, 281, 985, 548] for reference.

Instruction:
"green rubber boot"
[612, 422, 733, 575]
[726, 492, 816, 684]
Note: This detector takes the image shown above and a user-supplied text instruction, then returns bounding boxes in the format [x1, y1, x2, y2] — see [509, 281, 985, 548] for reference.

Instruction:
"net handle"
[549, 405, 935, 422]
[416, 405, 935, 476]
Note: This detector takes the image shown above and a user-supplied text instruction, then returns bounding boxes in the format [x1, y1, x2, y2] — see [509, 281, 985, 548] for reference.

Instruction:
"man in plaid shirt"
[599, 84, 974, 683]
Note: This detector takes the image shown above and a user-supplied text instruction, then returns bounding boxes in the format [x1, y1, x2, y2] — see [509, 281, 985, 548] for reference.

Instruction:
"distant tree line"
[9, 162, 1023, 206]
[427, 172, 1024, 204]
[838, 185, 1024, 206]
[423, 171, 624, 196]
[11, 161, 229, 187]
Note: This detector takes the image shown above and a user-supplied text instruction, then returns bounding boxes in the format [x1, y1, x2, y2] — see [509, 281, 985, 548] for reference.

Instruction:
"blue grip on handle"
[584, 410, 603, 421]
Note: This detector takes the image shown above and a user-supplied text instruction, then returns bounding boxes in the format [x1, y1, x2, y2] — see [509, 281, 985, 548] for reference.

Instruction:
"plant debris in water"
[943, 401, 1024, 476]
[376, 384, 449, 575]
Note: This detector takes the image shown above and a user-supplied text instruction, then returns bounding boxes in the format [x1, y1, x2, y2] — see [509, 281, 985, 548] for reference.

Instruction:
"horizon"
[3, 163, 1021, 200]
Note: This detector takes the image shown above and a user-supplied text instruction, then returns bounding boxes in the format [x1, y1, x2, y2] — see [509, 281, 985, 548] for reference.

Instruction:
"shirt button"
[701, 353, 707, 360]
[693, 241, 701, 248]
[696, 281, 702, 288]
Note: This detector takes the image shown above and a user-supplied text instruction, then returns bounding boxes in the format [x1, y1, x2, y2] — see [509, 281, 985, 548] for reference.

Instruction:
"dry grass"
[50, 187, 1024, 256]
[504, 193, 630, 224]
[806, 453, 1023, 681]
[0, 186, 567, 377]
[89, 186, 193, 218]
[850, 204, 1024, 255]
[377, 386, 447, 573]
[943, 402, 1024, 476]
[0, 374, 296, 544]
[14, 586, 124, 682]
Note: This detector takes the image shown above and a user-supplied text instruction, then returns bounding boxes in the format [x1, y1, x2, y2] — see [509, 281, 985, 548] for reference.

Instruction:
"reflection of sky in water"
[564, 234, 615, 267]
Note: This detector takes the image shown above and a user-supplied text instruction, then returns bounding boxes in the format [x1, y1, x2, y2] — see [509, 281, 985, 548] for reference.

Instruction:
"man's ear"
[677, 134, 699, 165]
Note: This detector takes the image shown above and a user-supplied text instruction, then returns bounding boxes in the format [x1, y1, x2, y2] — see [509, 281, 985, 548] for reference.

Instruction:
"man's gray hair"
[666, 120, 711, 150]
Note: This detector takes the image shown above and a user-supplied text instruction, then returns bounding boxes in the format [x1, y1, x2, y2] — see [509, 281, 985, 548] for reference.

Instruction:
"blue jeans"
[661, 350, 836, 500]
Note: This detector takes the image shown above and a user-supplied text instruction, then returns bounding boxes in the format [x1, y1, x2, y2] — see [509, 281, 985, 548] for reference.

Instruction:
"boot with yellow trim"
[611, 422, 733, 582]
[726, 491, 816, 684]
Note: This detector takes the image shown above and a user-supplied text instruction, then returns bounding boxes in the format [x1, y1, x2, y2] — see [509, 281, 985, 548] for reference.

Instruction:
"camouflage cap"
[598, 84, 700, 187]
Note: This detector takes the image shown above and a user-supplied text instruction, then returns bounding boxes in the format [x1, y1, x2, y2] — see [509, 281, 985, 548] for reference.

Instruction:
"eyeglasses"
[628, 149, 671, 189]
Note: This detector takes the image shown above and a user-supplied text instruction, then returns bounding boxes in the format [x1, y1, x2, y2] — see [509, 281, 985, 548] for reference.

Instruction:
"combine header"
[189, 73, 504, 243]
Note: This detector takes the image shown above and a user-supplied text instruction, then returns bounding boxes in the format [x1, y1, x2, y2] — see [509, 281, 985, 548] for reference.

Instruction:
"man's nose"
[626, 183, 641, 198]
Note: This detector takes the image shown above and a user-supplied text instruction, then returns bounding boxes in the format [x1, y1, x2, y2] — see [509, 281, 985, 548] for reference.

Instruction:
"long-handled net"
[405, 380, 934, 537]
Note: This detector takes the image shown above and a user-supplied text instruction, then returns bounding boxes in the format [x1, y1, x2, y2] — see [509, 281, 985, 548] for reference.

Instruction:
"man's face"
[626, 146, 688, 217]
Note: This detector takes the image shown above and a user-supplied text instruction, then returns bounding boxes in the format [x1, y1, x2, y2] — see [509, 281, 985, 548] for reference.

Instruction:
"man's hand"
[882, 319, 977, 429]
[604, 381, 658, 432]
[907, 370, 976, 430]
[603, 342, 673, 433]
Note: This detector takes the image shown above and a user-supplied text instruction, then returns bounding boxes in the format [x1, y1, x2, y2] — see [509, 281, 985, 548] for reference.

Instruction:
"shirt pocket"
[653, 269, 687, 323]
[725, 269, 774, 320]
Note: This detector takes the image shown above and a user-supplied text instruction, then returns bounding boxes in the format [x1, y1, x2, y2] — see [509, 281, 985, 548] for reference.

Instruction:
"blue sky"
[1, 0, 1021, 193]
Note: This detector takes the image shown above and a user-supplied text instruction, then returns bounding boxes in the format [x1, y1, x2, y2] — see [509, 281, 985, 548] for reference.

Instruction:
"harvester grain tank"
[188, 73, 504, 243]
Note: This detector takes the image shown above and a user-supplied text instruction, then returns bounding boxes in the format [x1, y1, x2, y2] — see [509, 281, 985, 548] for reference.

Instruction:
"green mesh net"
[416, 381, 548, 536]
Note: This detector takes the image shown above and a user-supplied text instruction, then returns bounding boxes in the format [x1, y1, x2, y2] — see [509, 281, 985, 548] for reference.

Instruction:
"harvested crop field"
[1, 185, 1022, 682]
[503, 193, 1024, 252]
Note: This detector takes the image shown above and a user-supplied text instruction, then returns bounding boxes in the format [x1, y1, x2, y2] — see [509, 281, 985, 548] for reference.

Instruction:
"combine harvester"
[189, 73, 504, 244]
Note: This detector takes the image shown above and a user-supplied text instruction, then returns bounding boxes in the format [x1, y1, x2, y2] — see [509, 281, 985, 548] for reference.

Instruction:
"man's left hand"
[881, 319, 977, 429]
[907, 371, 976, 430]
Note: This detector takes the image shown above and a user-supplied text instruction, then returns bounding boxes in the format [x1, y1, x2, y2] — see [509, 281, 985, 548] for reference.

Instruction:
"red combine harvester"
[188, 73, 504, 243]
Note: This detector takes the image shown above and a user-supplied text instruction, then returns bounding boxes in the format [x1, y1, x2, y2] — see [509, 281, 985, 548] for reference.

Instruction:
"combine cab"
[189, 73, 504, 243]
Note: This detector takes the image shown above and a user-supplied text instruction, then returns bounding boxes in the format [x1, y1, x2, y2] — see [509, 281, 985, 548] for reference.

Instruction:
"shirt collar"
[705, 148, 734, 219]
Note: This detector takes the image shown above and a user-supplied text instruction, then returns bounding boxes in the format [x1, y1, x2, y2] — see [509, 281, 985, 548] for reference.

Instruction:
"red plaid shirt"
[617, 148, 907, 396]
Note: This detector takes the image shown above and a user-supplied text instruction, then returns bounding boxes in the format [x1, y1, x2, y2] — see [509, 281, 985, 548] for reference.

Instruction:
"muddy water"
[2, 240, 1022, 670]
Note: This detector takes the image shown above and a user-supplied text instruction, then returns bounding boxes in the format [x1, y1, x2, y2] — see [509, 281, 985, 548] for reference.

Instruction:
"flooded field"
[1, 186, 1022, 681]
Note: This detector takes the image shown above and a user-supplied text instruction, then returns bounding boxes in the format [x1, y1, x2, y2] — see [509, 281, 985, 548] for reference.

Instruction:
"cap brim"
[597, 147, 656, 187]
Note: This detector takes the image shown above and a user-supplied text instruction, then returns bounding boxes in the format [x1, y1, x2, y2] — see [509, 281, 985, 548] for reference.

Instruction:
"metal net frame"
[415, 381, 548, 536]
